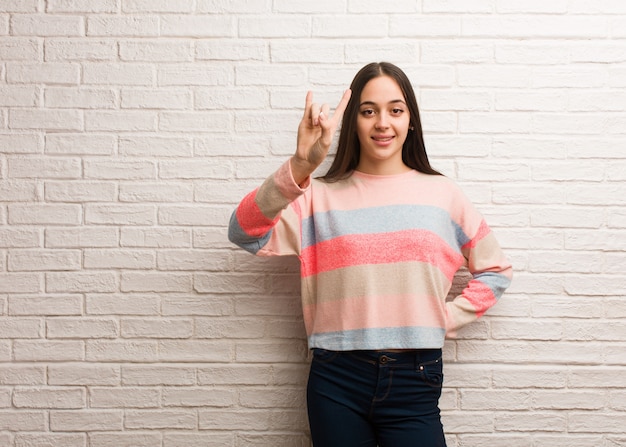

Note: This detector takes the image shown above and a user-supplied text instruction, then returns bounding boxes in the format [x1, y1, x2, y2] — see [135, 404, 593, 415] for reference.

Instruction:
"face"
[355, 75, 411, 175]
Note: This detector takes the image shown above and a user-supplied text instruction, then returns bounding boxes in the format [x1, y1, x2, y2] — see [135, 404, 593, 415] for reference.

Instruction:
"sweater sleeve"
[445, 193, 513, 337]
[228, 160, 309, 257]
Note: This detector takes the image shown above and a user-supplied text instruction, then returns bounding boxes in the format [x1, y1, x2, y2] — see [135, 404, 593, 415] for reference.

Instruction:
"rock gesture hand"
[291, 89, 352, 185]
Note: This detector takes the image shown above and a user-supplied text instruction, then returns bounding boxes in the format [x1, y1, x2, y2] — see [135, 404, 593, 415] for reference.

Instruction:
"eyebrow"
[359, 99, 407, 107]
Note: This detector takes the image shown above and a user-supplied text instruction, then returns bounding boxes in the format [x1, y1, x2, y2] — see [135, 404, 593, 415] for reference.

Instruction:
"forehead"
[360, 75, 405, 103]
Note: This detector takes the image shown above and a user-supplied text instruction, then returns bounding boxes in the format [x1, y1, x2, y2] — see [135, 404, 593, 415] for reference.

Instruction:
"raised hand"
[291, 89, 352, 185]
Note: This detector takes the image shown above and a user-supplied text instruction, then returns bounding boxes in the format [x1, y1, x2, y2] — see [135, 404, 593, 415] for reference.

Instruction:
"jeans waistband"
[331, 349, 442, 367]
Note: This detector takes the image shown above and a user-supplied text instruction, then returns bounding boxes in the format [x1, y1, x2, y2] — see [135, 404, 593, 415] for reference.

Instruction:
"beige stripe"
[301, 262, 452, 307]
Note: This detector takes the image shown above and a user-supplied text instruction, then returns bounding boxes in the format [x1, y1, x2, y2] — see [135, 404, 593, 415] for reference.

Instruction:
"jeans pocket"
[312, 348, 340, 364]
[417, 356, 443, 388]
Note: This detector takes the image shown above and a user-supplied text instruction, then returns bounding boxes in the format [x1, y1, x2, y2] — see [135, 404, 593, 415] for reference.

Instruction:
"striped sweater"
[228, 160, 513, 351]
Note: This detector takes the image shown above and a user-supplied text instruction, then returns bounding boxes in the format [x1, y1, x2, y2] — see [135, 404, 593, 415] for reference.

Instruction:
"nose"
[375, 112, 389, 129]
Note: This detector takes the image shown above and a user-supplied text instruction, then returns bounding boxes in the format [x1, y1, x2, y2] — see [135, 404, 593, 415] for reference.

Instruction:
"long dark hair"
[322, 62, 441, 181]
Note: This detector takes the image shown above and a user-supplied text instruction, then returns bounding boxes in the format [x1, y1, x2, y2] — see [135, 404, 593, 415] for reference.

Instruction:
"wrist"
[290, 156, 314, 186]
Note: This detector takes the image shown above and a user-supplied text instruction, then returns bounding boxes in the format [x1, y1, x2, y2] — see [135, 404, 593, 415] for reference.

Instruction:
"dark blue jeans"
[307, 349, 447, 447]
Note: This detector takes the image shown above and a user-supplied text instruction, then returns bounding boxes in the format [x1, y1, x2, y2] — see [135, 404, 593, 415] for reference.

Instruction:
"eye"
[391, 107, 405, 115]
[360, 109, 375, 117]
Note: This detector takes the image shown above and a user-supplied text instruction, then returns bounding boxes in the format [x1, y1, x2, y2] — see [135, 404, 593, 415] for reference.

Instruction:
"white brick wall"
[0, 1, 625, 445]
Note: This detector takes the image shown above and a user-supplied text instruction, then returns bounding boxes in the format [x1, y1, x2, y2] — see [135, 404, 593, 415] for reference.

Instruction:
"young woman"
[229, 62, 512, 446]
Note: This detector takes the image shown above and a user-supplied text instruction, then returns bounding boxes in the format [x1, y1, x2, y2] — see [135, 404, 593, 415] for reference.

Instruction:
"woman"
[228, 62, 512, 446]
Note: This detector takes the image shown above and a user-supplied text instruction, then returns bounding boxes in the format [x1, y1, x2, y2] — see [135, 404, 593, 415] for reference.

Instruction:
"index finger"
[302, 91, 313, 119]
[331, 89, 352, 120]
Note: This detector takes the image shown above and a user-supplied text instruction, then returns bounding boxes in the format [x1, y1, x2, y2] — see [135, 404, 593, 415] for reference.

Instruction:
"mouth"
[371, 135, 395, 146]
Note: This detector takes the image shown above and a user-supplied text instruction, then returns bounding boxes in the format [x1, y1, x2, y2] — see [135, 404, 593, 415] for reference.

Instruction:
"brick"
[9, 157, 81, 179]
[569, 413, 626, 433]
[44, 87, 117, 108]
[195, 317, 265, 339]
[7, 63, 80, 85]
[271, 41, 343, 64]
[157, 249, 229, 271]
[159, 159, 232, 179]
[199, 409, 270, 431]
[48, 364, 120, 386]
[160, 15, 236, 37]
[86, 293, 160, 316]
[90, 387, 160, 408]
[87, 16, 159, 37]
[236, 65, 307, 86]
[45, 134, 115, 155]
[85, 204, 156, 225]
[498, 0, 568, 13]
[85, 111, 157, 132]
[0, 181, 38, 202]
[162, 387, 234, 407]
[0, 38, 39, 60]
[11, 14, 84, 36]
[273, 0, 345, 13]
[45, 227, 119, 248]
[121, 89, 192, 110]
[8, 249, 82, 271]
[0, 318, 41, 338]
[121, 318, 193, 338]
[195, 87, 268, 110]
[0, 229, 43, 248]
[119, 136, 192, 157]
[0, 133, 42, 154]
[462, 16, 607, 38]
[13, 340, 84, 361]
[120, 40, 193, 62]
[13, 387, 85, 409]
[47, 0, 118, 13]
[119, 182, 193, 202]
[0, 365, 45, 385]
[86, 340, 158, 362]
[44, 181, 117, 202]
[158, 340, 232, 362]
[0, 0, 39, 12]
[50, 410, 122, 431]
[195, 39, 265, 61]
[83, 63, 154, 86]
[0, 411, 46, 431]
[158, 64, 233, 88]
[83, 249, 156, 269]
[125, 410, 197, 429]
[47, 317, 118, 339]
[161, 295, 233, 317]
[10, 109, 82, 131]
[120, 228, 191, 248]
[0, 86, 38, 107]
[423, 0, 493, 13]
[0, 273, 41, 293]
[158, 205, 231, 226]
[122, 365, 196, 386]
[14, 433, 86, 447]
[121, 272, 192, 293]
[44, 38, 117, 62]
[159, 112, 231, 132]
[83, 160, 155, 180]
[9, 294, 83, 316]
[46, 272, 117, 293]
[197, 365, 272, 386]
[124, 0, 195, 13]
[89, 432, 162, 447]
[197, 0, 272, 13]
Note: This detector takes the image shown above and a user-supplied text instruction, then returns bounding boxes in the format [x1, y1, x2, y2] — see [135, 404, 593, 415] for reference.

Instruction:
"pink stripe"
[463, 219, 491, 249]
[300, 229, 464, 278]
[235, 190, 278, 237]
[462, 280, 497, 317]
[303, 294, 445, 334]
